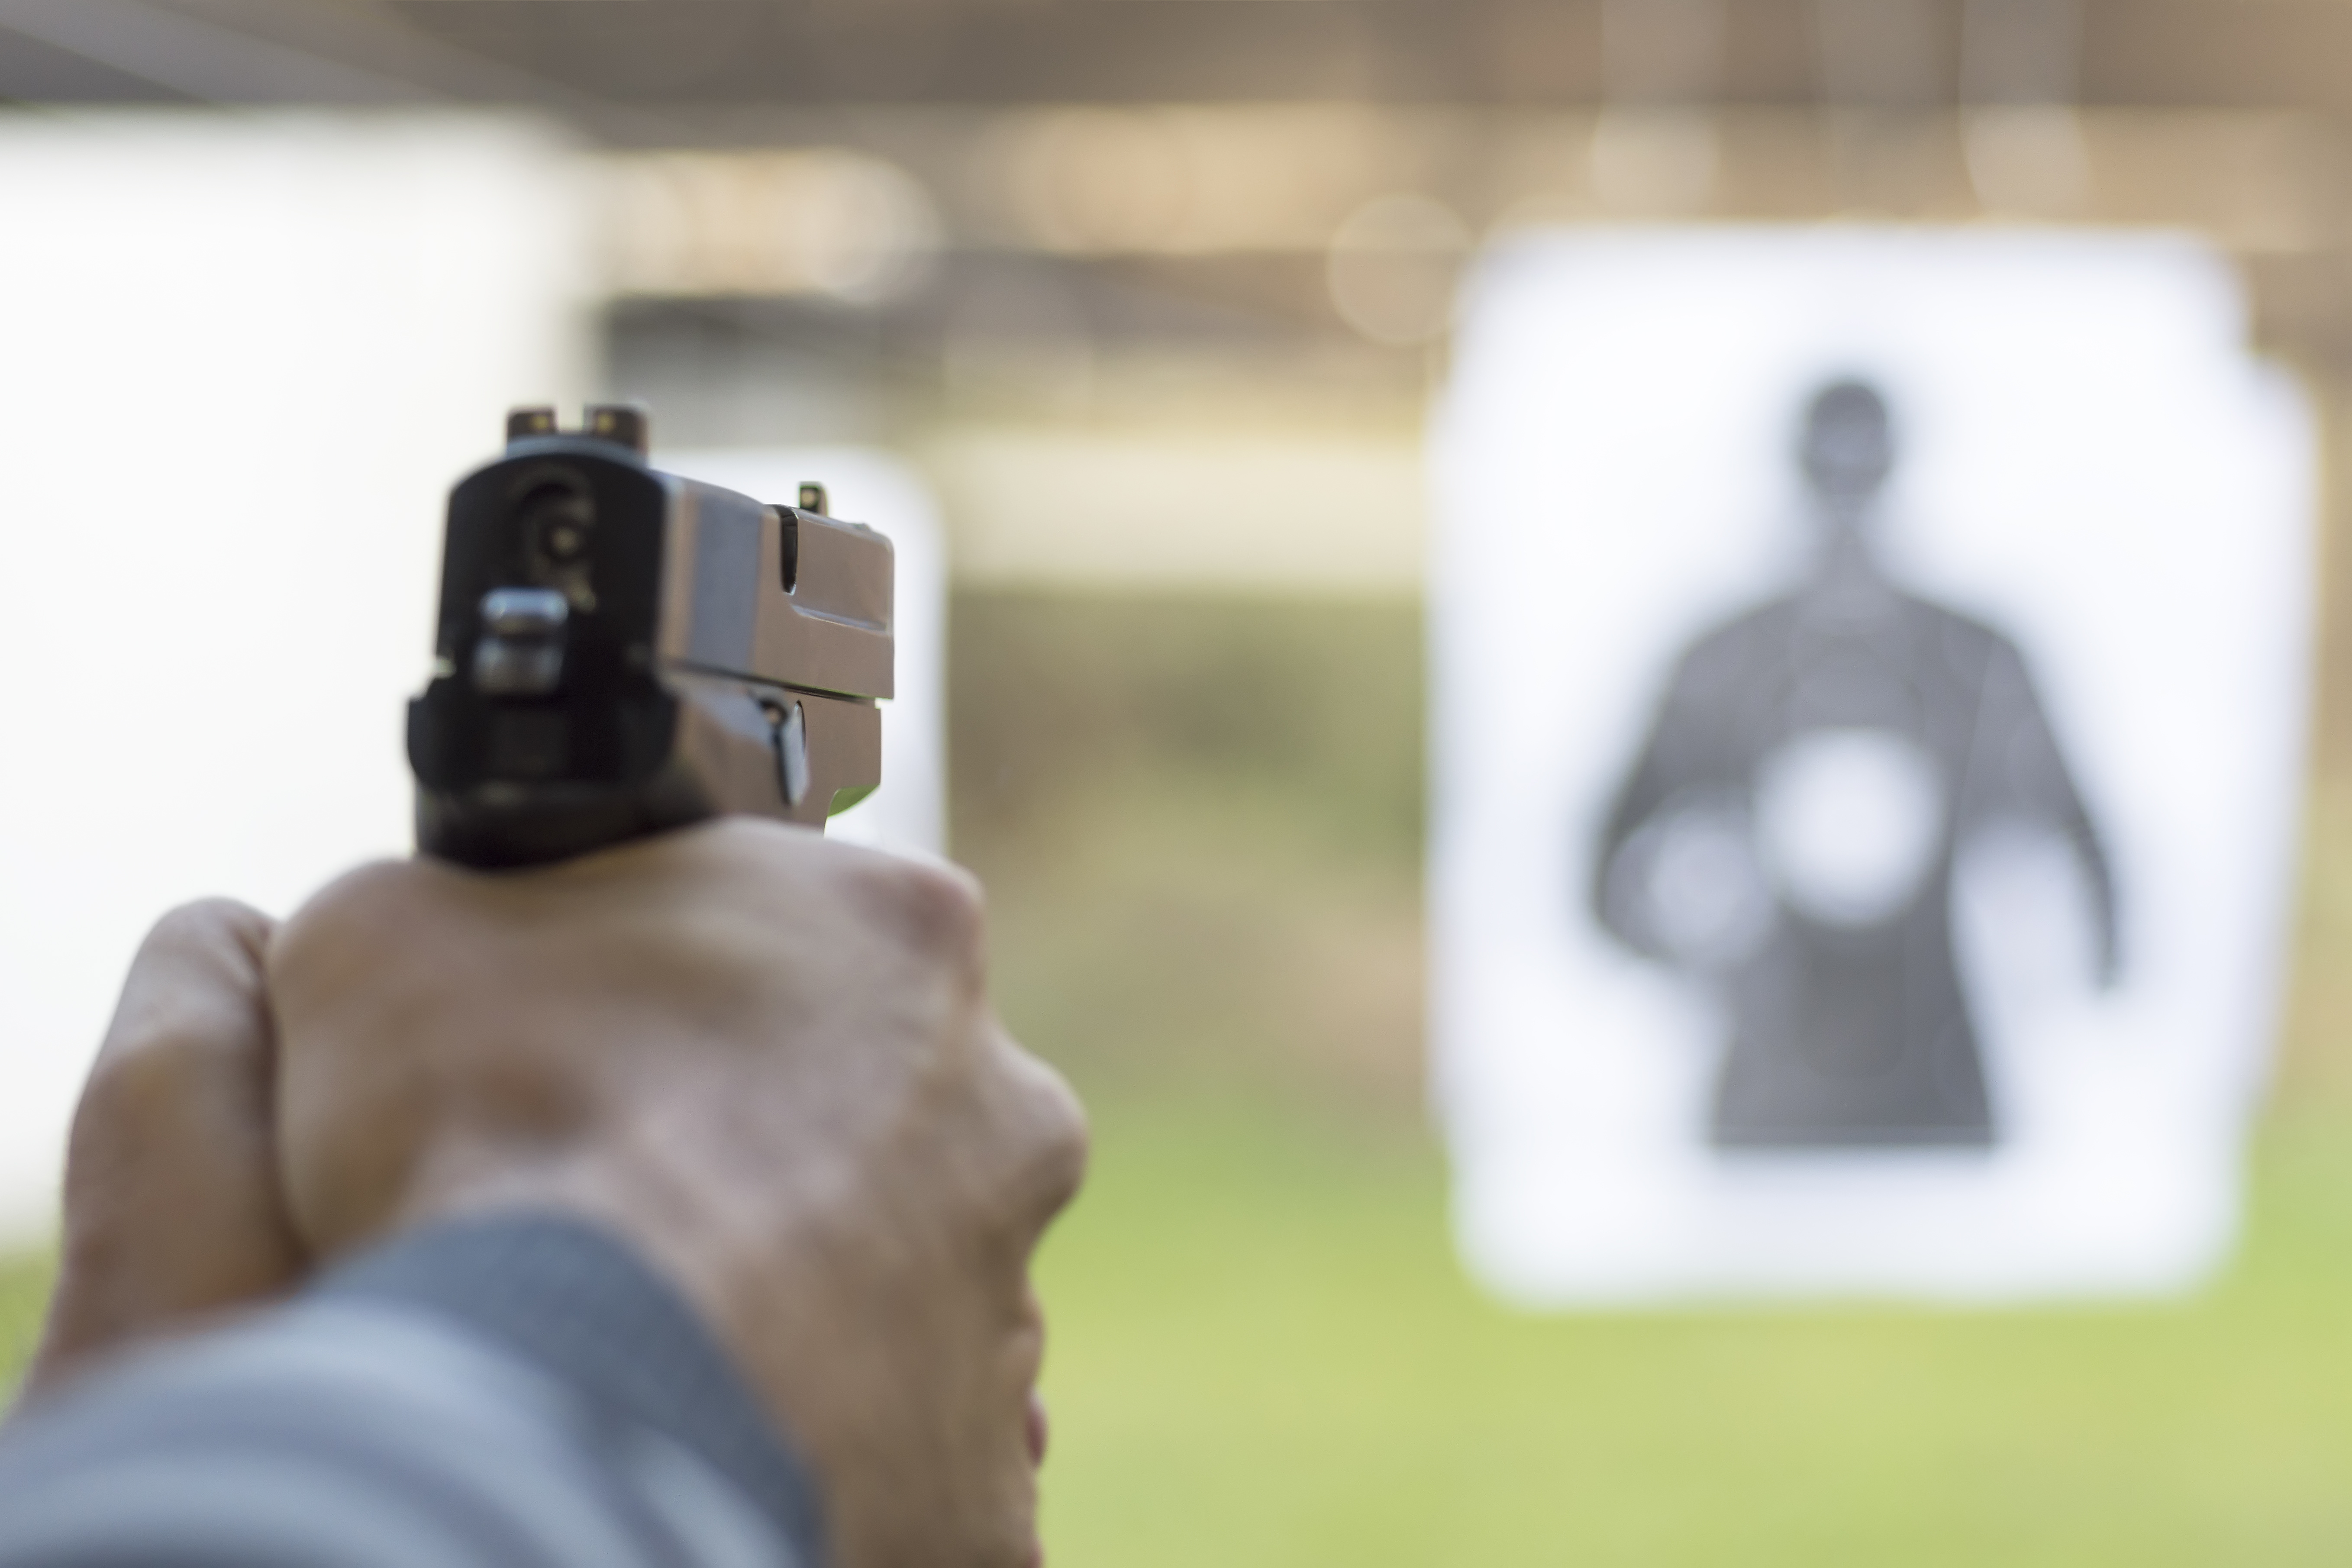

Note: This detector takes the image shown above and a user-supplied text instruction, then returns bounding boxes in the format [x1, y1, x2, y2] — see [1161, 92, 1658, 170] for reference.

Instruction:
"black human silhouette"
[1591, 379, 2120, 1149]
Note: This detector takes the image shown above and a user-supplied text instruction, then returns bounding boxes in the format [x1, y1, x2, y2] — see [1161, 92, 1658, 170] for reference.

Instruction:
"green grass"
[1035, 1097, 2352, 1568]
[0, 1254, 50, 1395]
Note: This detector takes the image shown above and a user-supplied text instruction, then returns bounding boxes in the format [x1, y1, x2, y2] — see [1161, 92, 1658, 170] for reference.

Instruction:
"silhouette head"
[1800, 378, 1894, 511]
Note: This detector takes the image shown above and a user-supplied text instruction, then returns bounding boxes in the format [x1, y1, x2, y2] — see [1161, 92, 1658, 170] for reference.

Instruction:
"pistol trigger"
[761, 697, 810, 809]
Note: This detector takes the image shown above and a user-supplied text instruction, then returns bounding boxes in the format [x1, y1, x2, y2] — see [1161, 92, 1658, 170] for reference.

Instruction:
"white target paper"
[1429, 229, 2312, 1303]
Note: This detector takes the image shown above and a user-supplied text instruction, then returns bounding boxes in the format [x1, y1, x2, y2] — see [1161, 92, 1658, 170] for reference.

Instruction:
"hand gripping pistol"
[408, 403, 892, 868]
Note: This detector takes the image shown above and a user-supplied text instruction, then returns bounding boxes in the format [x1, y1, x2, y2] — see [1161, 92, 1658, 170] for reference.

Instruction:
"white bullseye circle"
[1755, 727, 1947, 926]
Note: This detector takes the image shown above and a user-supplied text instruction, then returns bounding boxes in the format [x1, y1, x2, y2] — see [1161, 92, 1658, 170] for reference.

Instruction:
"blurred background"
[4, 1, 2352, 1562]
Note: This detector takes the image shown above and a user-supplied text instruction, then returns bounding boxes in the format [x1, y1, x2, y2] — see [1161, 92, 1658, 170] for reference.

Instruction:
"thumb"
[23, 900, 307, 1396]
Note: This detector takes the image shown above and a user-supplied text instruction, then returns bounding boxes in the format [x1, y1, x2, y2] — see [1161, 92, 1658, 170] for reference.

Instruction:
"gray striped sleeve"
[0, 1217, 822, 1568]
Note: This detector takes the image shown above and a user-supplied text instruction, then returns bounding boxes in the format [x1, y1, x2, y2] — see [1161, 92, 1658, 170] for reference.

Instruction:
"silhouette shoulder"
[1665, 598, 1798, 696]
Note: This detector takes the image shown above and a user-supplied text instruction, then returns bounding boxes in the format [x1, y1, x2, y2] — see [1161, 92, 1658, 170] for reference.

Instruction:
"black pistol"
[408, 403, 893, 868]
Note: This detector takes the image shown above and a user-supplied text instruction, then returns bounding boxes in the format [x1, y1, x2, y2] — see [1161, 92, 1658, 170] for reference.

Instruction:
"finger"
[101, 898, 276, 1066]
[981, 1034, 1091, 1243]
[27, 900, 307, 1391]
[1024, 1391, 1049, 1468]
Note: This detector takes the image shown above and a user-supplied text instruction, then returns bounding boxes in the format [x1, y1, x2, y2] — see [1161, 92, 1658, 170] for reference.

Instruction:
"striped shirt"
[0, 1217, 823, 1568]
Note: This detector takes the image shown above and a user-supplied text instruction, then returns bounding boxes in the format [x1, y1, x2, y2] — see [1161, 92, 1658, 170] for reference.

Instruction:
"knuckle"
[997, 1048, 1090, 1221]
[858, 855, 987, 957]
[148, 897, 238, 942]
[144, 898, 273, 966]
[271, 861, 426, 974]
[98, 901, 276, 1080]
[1038, 1081, 1090, 1200]
[1030, 1106, 1090, 1216]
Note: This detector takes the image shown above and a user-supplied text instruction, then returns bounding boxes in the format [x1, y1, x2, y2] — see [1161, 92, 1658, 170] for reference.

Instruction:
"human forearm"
[0, 1213, 820, 1568]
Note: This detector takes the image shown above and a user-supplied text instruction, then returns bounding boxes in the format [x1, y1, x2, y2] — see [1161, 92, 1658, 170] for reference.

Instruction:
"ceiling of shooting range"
[7, 0, 2352, 700]
[0, 2, 2345, 115]
[5, 1, 2350, 457]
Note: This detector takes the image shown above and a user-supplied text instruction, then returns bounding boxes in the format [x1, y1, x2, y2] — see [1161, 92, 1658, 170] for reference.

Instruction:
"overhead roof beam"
[0, 0, 422, 102]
